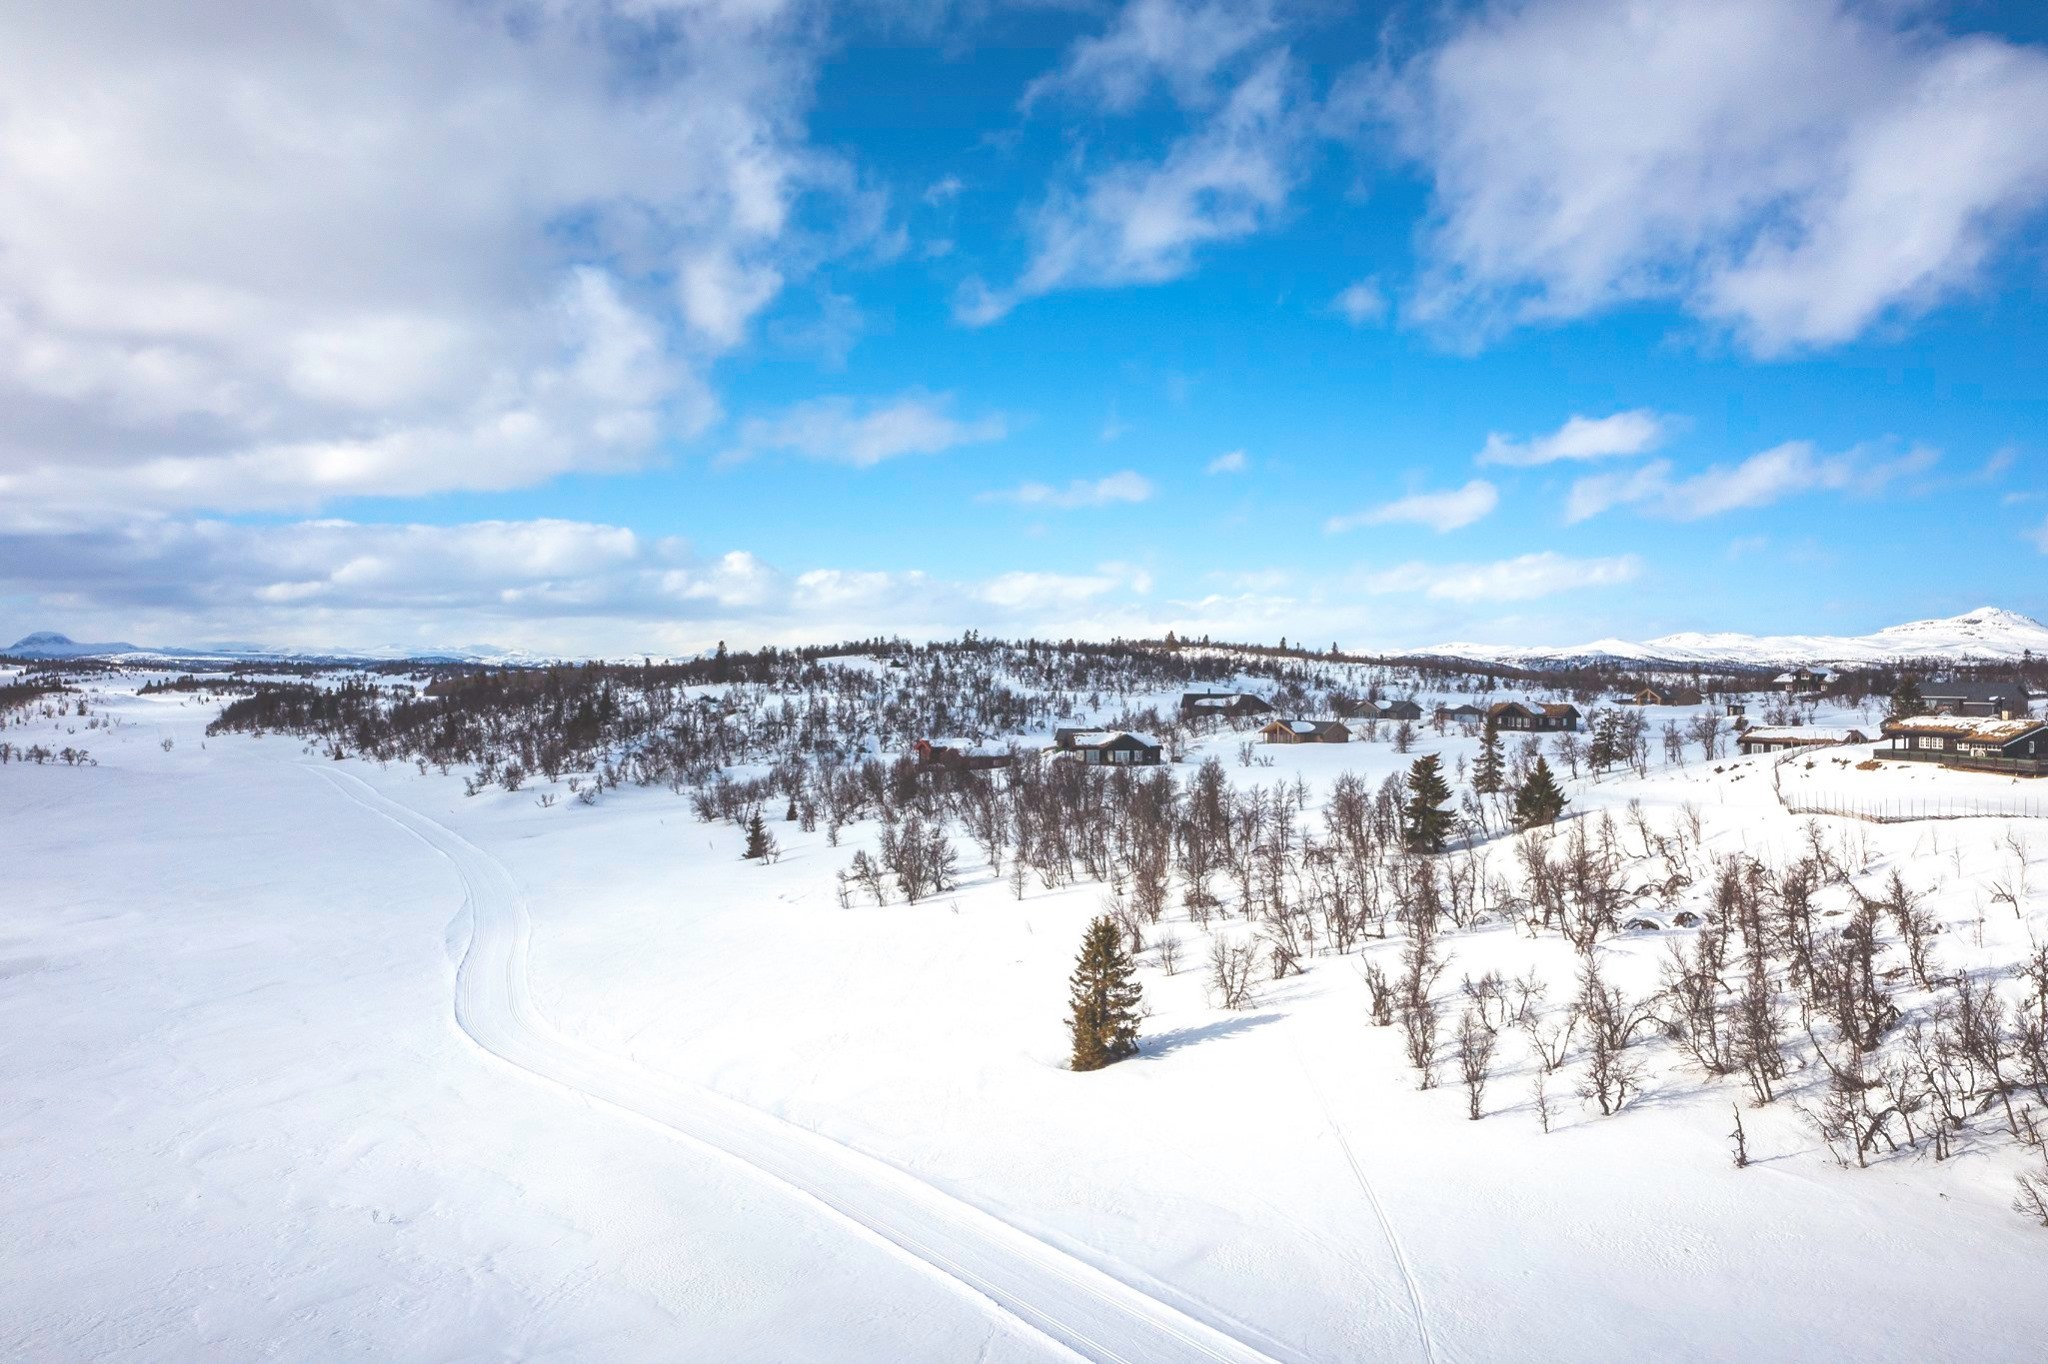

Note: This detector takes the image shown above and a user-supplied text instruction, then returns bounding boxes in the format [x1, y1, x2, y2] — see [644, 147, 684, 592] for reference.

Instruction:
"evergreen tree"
[1068, 916, 1144, 1071]
[1512, 756, 1569, 830]
[1587, 708, 1622, 773]
[742, 805, 774, 860]
[1890, 674, 1924, 719]
[1403, 753, 1455, 853]
[1472, 724, 1505, 796]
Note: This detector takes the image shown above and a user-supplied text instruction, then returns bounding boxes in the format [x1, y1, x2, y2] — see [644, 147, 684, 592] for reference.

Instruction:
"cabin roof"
[1882, 714, 2045, 740]
[1741, 727, 1866, 744]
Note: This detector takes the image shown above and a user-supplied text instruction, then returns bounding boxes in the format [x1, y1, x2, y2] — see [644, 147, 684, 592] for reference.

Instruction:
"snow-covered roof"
[1264, 718, 1348, 737]
[1062, 729, 1161, 749]
[1882, 714, 2047, 740]
[1740, 727, 1865, 745]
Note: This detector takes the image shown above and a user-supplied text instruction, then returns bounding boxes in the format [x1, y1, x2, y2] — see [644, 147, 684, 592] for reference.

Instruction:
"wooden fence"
[1781, 793, 2048, 823]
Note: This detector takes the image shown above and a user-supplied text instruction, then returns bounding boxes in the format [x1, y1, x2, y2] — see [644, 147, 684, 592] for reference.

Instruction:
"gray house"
[1053, 729, 1164, 766]
[1921, 679, 2030, 720]
[1487, 701, 1582, 733]
[1179, 692, 1274, 720]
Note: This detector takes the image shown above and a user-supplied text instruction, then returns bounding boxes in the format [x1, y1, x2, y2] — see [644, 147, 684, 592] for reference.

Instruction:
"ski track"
[1292, 1048, 1442, 1364]
[313, 765, 1293, 1364]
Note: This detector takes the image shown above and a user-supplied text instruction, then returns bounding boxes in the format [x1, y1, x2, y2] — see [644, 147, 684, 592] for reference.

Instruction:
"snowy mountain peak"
[7, 630, 142, 658]
[1422, 606, 2048, 670]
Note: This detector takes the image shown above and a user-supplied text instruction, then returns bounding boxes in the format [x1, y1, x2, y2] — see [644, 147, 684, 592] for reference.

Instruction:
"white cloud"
[1022, 0, 1277, 113]
[1206, 449, 1248, 474]
[978, 564, 1152, 611]
[1477, 411, 1670, 467]
[1358, 551, 1641, 603]
[0, 517, 1178, 657]
[1331, 279, 1386, 326]
[2032, 517, 2048, 554]
[0, 518, 1657, 657]
[963, 51, 1308, 323]
[980, 471, 1156, 510]
[724, 393, 1007, 468]
[1566, 440, 1938, 522]
[1387, 0, 2048, 352]
[1327, 479, 1498, 534]
[0, 1, 839, 522]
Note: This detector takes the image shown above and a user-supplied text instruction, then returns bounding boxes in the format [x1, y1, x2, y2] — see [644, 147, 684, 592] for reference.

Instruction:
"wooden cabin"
[1772, 667, 1833, 696]
[913, 738, 1013, 771]
[1878, 715, 2048, 777]
[1920, 679, 2030, 720]
[1486, 701, 1582, 733]
[1259, 718, 1352, 745]
[1736, 726, 1867, 756]
[1053, 730, 1164, 766]
[1627, 686, 1703, 707]
[1179, 691, 1274, 720]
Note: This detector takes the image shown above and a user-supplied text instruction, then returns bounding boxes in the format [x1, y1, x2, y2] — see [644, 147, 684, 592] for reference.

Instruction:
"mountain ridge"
[12, 606, 2047, 670]
[1423, 606, 2048, 670]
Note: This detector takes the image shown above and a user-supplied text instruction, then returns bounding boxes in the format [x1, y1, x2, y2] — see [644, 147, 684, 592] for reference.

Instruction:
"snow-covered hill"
[5, 631, 142, 658]
[1425, 606, 2048, 670]
[4, 630, 543, 667]
[15, 605, 2048, 673]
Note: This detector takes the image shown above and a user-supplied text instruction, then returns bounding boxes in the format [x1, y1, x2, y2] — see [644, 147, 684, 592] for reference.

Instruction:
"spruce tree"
[1513, 756, 1569, 830]
[1472, 724, 1505, 796]
[1403, 753, 1455, 853]
[1068, 916, 1143, 1071]
[742, 806, 773, 860]
[1890, 674, 1924, 719]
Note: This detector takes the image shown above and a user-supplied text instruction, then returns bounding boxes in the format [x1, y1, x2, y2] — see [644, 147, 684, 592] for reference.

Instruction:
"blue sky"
[1, 0, 2044, 655]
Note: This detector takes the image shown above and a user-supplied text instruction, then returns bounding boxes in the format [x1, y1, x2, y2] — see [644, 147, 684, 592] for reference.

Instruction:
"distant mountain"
[1424, 607, 2048, 671]
[6, 631, 142, 658]
[5, 629, 543, 666]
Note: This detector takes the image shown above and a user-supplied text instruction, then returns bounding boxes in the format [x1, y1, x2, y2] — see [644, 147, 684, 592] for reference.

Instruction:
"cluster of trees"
[204, 637, 1668, 808]
[0, 742, 94, 765]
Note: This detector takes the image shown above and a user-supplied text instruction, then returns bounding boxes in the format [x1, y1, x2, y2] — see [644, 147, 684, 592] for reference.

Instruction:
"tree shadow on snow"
[1143, 1012, 1284, 1059]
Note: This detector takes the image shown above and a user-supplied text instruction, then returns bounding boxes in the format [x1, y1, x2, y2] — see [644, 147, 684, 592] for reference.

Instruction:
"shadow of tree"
[1142, 1012, 1285, 1059]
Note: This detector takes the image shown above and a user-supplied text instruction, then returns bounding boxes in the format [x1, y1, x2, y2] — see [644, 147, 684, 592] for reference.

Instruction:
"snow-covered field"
[5, 676, 2047, 1361]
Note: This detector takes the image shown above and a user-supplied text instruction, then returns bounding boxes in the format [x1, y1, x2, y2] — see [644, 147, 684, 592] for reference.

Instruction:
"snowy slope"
[1426, 606, 2048, 670]
[9, 673, 2048, 1361]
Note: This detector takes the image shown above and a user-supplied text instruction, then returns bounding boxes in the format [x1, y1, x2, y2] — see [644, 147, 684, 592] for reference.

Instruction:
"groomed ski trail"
[1292, 1046, 1443, 1364]
[315, 766, 1293, 1364]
